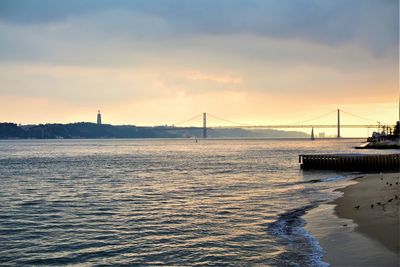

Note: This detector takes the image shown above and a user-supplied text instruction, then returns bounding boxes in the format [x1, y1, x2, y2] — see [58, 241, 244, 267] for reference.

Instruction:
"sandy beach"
[305, 173, 400, 266]
[334, 173, 399, 254]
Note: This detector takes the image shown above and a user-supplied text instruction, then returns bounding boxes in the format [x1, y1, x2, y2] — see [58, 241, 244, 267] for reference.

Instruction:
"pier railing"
[299, 154, 400, 171]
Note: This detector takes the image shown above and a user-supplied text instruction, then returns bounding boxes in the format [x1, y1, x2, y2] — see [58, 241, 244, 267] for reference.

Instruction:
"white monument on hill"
[97, 110, 102, 125]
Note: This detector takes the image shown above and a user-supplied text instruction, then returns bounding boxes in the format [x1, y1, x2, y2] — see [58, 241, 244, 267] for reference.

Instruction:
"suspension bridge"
[171, 109, 387, 138]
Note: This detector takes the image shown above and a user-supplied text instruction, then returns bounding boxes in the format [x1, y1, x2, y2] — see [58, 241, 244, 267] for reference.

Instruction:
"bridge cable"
[206, 110, 336, 127]
[206, 113, 252, 126]
[173, 113, 203, 126]
[340, 110, 383, 125]
[286, 110, 337, 125]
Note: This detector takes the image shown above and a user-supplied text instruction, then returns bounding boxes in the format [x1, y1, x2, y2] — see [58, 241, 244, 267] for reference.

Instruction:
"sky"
[0, 0, 398, 136]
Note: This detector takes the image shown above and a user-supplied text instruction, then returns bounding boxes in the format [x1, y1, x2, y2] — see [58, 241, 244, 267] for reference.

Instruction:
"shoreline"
[333, 173, 399, 253]
[304, 173, 400, 266]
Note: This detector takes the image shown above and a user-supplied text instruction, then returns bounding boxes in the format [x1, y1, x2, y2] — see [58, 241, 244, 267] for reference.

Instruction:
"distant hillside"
[0, 122, 309, 139]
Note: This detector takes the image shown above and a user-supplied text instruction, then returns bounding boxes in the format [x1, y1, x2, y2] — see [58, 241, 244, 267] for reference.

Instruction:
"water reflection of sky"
[0, 139, 395, 265]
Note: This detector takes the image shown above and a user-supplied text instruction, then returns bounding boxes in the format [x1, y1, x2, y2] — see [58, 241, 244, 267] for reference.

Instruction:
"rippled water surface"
[0, 138, 388, 266]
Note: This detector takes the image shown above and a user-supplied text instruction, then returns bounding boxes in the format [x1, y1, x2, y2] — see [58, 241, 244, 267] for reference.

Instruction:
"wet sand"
[334, 173, 399, 254]
[305, 173, 400, 266]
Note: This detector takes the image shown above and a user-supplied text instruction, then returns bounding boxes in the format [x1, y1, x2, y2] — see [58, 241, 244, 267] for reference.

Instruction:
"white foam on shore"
[269, 203, 329, 266]
[294, 223, 329, 267]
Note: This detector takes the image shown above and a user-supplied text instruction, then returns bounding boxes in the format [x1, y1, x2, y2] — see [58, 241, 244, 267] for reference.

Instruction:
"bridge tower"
[203, 112, 207, 138]
[337, 109, 341, 138]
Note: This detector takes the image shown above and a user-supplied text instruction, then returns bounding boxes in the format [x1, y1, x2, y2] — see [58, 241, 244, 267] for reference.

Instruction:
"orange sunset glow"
[0, 0, 398, 137]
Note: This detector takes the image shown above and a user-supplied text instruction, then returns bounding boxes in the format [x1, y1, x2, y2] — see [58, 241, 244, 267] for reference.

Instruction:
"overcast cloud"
[0, 0, 398, 126]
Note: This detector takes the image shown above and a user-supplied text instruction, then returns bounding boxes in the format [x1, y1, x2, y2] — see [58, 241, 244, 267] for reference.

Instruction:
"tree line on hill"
[0, 122, 309, 139]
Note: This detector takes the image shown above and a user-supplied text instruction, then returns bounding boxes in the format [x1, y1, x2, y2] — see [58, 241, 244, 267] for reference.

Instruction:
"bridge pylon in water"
[203, 112, 207, 138]
[337, 109, 341, 138]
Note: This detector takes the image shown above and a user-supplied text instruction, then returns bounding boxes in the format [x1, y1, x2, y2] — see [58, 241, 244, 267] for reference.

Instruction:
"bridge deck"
[214, 124, 381, 129]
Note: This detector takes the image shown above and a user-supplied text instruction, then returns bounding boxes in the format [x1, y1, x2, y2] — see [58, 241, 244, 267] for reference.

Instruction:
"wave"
[268, 203, 328, 267]
[298, 174, 363, 185]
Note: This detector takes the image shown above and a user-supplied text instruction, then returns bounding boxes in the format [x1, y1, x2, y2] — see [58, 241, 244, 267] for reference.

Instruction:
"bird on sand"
[377, 202, 382, 205]
[390, 183, 393, 186]
[388, 198, 393, 203]
[370, 204, 374, 208]
[395, 195, 398, 199]
[354, 205, 360, 209]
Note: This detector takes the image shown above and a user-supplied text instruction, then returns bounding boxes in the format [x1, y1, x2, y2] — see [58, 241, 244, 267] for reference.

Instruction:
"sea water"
[0, 139, 391, 266]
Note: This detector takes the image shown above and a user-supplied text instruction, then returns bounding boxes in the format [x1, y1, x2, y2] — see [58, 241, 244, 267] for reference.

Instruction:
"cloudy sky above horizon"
[0, 0, 398, 133]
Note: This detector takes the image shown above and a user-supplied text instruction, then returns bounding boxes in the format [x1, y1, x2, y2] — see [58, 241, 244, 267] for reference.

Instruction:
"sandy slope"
[333, 173, 400, 254]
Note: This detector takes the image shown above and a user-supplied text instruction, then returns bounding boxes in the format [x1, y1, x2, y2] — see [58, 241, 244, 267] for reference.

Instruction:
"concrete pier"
[299, 153, 400, 171]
